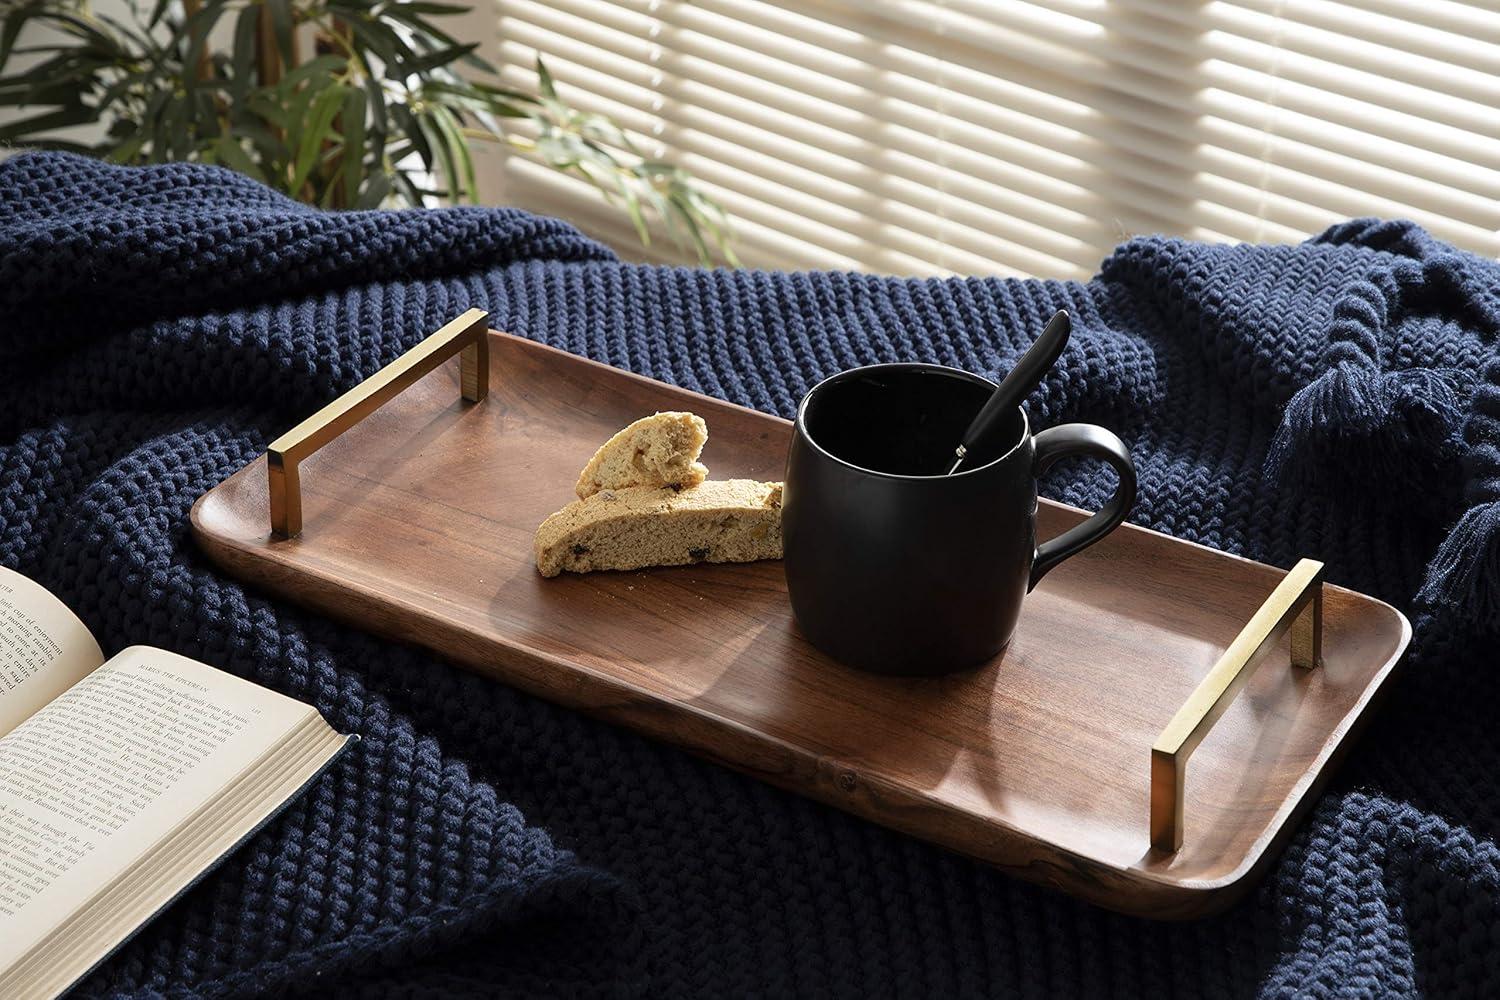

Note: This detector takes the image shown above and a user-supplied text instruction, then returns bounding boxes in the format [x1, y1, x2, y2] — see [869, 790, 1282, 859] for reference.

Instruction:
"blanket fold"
[3, 152, 1499, 998]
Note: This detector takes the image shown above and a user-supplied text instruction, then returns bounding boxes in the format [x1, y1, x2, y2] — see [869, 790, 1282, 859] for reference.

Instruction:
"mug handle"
[1030, 423, 1137, 590]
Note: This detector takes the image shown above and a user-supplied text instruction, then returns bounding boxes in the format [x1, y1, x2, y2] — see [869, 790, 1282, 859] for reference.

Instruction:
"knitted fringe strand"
[1267, 363, 1465, 482]
[1416, 500, 1500, 626]
[1418, 360, 1500, 628]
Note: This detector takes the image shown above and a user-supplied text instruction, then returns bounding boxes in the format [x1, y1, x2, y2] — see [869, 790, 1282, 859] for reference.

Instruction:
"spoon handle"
[948, 309, 1071, 474]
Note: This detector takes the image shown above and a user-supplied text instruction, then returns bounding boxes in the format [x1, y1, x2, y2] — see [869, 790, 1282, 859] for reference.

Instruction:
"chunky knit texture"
[3, 152, 1498, 998]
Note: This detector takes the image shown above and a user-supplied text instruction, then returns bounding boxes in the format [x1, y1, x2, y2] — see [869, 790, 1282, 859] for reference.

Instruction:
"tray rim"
[190, 330, 1413, 918]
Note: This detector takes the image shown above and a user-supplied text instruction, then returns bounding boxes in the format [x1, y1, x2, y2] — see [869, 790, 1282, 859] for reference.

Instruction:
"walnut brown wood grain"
[191, 330, 1411, 919]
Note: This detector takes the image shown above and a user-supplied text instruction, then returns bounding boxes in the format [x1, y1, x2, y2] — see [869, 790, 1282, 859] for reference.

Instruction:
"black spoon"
[946, 309, 1071, 474]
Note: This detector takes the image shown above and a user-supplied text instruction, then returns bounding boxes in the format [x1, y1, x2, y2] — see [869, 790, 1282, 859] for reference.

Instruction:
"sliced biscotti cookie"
[574, 411, 709, 499]
[535, 479, 783, 577]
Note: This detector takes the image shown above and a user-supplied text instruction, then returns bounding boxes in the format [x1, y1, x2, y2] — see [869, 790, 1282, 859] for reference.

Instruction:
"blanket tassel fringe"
[1417, 499, 1500, 627]
[1267, 363, 1464, 482]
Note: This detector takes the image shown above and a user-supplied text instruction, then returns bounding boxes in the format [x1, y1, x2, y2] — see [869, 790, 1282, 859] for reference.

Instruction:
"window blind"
[485, 0, 1500, 279]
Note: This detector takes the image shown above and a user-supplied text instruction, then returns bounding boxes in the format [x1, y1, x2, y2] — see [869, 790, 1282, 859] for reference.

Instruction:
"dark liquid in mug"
[800, 368, 1023, 476]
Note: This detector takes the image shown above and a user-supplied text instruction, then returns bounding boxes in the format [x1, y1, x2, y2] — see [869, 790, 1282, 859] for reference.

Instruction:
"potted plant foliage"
[0, 0, 735, 264]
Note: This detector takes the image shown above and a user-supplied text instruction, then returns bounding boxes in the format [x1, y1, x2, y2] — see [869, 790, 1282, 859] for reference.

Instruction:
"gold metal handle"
[266, 308, 491, 538]
[1149, 558, 1324, 852]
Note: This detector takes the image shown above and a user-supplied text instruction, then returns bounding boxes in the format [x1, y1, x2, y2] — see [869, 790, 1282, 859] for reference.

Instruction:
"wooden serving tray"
[192, 313, 1410, 918]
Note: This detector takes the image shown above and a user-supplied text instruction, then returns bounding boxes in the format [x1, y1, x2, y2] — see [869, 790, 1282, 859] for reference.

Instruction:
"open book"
[0, 567, 352, 999]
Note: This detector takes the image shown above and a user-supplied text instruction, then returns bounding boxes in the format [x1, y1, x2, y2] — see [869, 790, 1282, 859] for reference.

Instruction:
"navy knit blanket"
[3, 152, 1498, 998]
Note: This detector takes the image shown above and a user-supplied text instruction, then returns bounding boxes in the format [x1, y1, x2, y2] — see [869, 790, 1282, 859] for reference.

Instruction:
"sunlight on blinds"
[485, 0, 1500, 279]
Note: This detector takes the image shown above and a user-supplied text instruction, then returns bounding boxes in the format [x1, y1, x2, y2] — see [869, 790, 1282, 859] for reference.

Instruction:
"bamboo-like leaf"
[0, 77, 87, 106]
[164, 93, 195, 158]
[381, 9, 491, 73]
[469, 79, 541, 105]
[146, 0, 176, 29]
[98, 11, 160, 55]
[428, 102, 473, 200]
[420, 79, 513, 119]
[192, 88, 220, 140]
[417, 110, 458, 198]
[390, 167, 425, 207]
[95, 68, 144, 109]
[390, 103, 432, 169]
[0, 8, 34, 67]
[35, 12, 121, 55]
[137, 84, 170, 156]
[246, 90, 290, 130]
[181, 3, 228, 92]
[275, 54, 345, 89]
[382, 138, 417, 165]
[340, 86, 367, 207]
[535, 55, 557, 100]
[267, 0, 294, 67]
[345, 17, 399, 71]
[289, 83, 348, 195]
[401, 41, 477, 75]
[214, 133, 266, 181]
[106, 131, 146, 163]
[0, 103, 94, 140]
[237, 119, 288, 165]
[390, 2, 472, 16]
[230, 4, 259, 98]
[620, 183, 649, 245]
[355, 170, 392, 209]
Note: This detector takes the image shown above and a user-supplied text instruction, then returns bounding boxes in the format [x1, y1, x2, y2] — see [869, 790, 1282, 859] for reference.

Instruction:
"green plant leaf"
[237, 119, 289, 166]
[620, 183, 649, 245]
[0, 103, 95, 141]
[108, 134, 146, 162]
[535, 55, 557, 100]
[230, 4, 260, 99]
[355, 169, 392, 209]
[389, 102, 432, 169]
[402, 41, 477, 75]
[0, 77, 88, 107]
[379, 8, 491, 73]
[428, 102, 473, 200]
[417, 109, 458, 198]
[389, 2, 472, 16]
[340, 86, 367, 207]
[346, 16, 419, 80]
[276, 54, 345, 89]
[146, 0, 175, 30]
[163, 93, 195, 159]
[267, 0, 294, 67]
[98, 11, 159, 55]
[0, 7, 34, 67]
[390, 167, 424, 206]
[182, 2, 228, 91]
[214, 134, 266, 182]
[36, 12, 122, 56]
[289, 82, 348, 195]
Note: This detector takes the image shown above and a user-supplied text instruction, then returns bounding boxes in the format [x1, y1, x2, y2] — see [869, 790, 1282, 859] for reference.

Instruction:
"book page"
[0, 567, 104, 738]
[0, 647, 315, 972]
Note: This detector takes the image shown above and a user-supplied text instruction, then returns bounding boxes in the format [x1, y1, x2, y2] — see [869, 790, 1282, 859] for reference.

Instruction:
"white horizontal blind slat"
[498, 0, 1494, 239]
[489, 0, 1500, 278]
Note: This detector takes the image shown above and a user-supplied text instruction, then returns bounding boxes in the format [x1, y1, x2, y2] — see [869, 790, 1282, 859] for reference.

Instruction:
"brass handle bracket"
[267, 308, 491, 538]
[1149, 558, 1324, 852]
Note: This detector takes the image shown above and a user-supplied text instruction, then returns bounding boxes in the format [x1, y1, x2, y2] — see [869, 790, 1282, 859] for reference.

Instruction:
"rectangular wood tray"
[191, 313, 1410, 918]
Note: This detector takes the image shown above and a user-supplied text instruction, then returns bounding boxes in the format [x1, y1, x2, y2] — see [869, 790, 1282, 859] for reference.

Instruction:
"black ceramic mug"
[782, 363, 1136, 675]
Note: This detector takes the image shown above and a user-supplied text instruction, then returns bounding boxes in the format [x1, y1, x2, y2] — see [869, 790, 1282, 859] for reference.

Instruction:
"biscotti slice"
[536, 479, 783, 577]
[575, 411, 709, 499]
